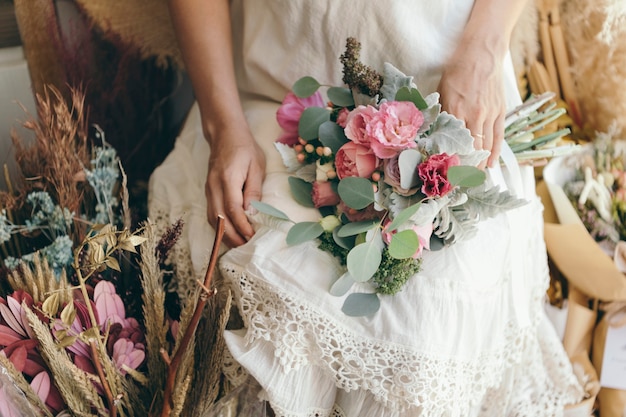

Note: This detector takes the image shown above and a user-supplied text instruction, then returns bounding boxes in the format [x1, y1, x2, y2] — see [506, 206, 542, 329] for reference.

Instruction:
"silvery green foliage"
[353, 91, 379, 107]
[0, 210, 10, 244]
[433, 204, 479, 245]
[434, 185, 527, 244]
[418, 112, 489, 167]
[84, 144, 120, 225]
[275, 143, 301, 172]
[463, 183, 528, 219]
[418, 92, 442, 135]
[379, 63, 416, 101]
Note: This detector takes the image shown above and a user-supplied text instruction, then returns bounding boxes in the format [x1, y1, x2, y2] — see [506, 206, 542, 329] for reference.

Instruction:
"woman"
[151, 0, 583, 415]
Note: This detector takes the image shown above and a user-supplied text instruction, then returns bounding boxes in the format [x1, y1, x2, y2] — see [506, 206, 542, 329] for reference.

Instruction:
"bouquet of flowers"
[559, 129, 626, 255]
[0, 87, 230, 416]
[252, 38, 527, 316]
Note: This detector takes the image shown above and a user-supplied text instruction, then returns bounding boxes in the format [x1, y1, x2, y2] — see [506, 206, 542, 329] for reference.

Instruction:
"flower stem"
[90, 339, 117, 417]
[158, 215, 225, 417]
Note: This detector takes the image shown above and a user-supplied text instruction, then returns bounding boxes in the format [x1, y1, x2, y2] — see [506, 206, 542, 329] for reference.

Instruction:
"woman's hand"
[438, 41, 506, 169]
[206, 127, 266, 248]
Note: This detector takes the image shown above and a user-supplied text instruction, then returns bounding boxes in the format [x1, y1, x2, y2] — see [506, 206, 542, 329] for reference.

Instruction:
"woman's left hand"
[437, 40, 506, 169]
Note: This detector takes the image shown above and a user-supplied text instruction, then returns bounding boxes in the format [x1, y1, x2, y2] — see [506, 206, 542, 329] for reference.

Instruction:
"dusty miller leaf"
[463, 184, 528, 219]
[418, 112, 474, 156]
[380, 62, 416, 101]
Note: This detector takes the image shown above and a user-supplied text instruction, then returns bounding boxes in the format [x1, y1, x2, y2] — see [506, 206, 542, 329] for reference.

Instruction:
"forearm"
[168, 0, 248, 145]
[460, 0, 529, 59]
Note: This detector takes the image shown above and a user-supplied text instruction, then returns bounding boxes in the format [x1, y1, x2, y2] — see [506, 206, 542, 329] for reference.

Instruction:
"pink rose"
[418, 153, 461, 197]
[276, 91, 325, 145]
[383, 156, 419, 196]
[312, 181, 340, 208]
[382, 221, 433, 259]
[336, 108, 350, 128]
[367, 101, 423, 159]
[335, 141, 379, 179]
[344, 105, 378, 145]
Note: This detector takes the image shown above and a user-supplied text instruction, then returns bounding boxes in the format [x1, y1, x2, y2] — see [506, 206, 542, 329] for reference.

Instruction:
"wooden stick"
[158, 215, 226, 417]
[549, 8, 582, 127]
[538, 11, 560, 96]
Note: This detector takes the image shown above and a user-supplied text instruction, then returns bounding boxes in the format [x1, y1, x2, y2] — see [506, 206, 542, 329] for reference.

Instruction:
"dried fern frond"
[170, 290, 197, 408]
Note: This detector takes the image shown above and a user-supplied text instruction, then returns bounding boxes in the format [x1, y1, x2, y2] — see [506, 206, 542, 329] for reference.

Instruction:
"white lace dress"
[148, 1, 583, 415]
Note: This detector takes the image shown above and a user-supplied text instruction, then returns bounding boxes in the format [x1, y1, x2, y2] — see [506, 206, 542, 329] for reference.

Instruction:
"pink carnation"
[344, 105, 378, 145]
[276, 92, 325, 145]
[312, 181, 340, 208]
[336, 108, 351, 128]
[367, 101, 423, 159]
[335, 141, 379, 179]
[418, 153, 461, 197]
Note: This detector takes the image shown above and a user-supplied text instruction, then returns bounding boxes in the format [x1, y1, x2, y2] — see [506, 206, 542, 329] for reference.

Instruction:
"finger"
[242, 163, 264, 210]
[487, 113, 505, 168]
[222, 176, 254, 245]
[206, 176, 247, 248]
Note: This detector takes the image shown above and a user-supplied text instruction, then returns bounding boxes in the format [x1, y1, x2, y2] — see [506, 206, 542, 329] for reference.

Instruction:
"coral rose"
[335, 142, 379, 179]
[276, 91, 325, 145]
[418, 153, 461, 197]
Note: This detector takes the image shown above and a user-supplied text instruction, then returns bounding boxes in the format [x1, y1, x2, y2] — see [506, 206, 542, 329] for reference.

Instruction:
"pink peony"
[312, 181, 340, 208]
[343, 105, 379, 145]
[382, 222, 433, 259]
[367, 101, 423, 159]
[418, 153, 461, 197]
[335, 141, 379, 179]
[276, 91, 325, 145]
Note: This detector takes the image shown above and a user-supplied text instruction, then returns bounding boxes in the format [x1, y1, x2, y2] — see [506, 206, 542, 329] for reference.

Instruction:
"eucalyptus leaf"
[250, 201, 291, 221]
[337, 220, 379, 237]
[338, 177, 376, 210]
[333, 227, 356, 249]
[288, 176, 315, 207]
[347, 239, 383, 282]
[319, 121, 349, 154]
[327, 87, 354, 107]
[386, 202, 421, 232]
[330, 272, 355, 296]
[293, 76, 321, 98]
[286, 222, 325, 246]
[342, 293, 381, 317]
[395, 87, 428, 110]
[447, 166, 486, 187]
[298, 107, 331, 140]
[398, 149, 422, 190]
[388, 230, 420, 259]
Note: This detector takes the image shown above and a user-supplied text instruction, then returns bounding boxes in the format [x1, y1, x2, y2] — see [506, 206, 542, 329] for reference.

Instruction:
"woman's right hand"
[205, 127, 266, 248]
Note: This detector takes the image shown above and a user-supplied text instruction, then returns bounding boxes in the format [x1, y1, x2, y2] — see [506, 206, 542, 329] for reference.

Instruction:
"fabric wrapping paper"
[592, 303, 626, 417]
[559, 286, 601, 416]
[562, 286, 598, 358]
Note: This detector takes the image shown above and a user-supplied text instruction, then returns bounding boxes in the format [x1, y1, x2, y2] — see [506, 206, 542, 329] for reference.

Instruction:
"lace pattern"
[221, 260, 580, 416]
